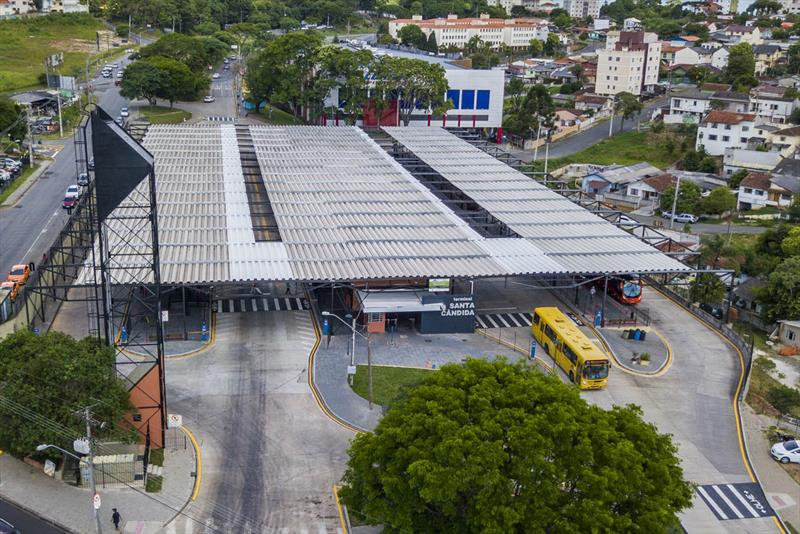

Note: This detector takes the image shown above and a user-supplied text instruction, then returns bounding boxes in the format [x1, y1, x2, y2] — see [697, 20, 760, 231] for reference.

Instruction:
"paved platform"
[599, 326, 670, 374]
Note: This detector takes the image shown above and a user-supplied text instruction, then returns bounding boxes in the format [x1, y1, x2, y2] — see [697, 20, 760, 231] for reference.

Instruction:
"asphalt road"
[0, 56, 134, 280]
[633, 214, 769, 235]
[0, 497, 67, 534]
[511, 96, 668, 162]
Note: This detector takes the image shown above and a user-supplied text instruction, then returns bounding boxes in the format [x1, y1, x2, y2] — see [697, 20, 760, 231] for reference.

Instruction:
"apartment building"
[41, 0, 88, 12]
[564, 0, 601, 19]
[781, 0, 800, 15]
[0, 0, 35, 16]
[595, 32, 661, 96]
[388, 14, 549, 50]
[750, 93, 799, 124]
[696, 110, 756, 156]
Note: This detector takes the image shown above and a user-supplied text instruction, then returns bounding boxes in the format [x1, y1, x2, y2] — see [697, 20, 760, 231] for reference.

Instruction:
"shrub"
[765, 384, 800, 414]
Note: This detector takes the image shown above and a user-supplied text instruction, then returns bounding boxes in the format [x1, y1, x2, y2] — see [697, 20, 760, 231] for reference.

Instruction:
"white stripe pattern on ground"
[697, 486, 728, 520]
[712, 485, 745, 519]
[476, 312, 532, 328]
[726, 484, 760, 518]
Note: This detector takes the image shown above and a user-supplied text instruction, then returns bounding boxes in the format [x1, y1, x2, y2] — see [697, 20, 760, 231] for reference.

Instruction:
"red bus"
[597, 275, 642, 305]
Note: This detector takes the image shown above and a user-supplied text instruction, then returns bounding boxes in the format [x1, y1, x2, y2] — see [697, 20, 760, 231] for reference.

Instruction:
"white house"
[665, 90, 711, 124]
[737, 172, 800, 210]
[749, 93, 799, 125]
[777, 321, 800, 348]
[723, 25, 763, 45]
[722, 148, 782, 177]
[710, 47, 729, 70]
[673, 47, 703, 66]
[623, 18, 643, 31]
[0, 0, 35, 16]
[696, 110, 757, 156]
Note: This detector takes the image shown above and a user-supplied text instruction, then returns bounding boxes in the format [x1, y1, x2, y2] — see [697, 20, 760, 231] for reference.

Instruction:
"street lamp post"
[36, 444, 102, 534]
[322, 310, 373, 409]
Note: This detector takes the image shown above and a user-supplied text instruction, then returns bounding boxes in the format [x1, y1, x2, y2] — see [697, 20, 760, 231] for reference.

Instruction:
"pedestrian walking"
[589, 286, 596, 302]
[112, 508, 121, 531]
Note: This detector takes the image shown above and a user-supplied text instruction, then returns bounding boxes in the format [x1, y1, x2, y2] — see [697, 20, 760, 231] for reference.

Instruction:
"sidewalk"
[741, 405, 800, 531]
[313, 322, 525, 431]
[0, 435, 196, 534]
[598, 326, 670, 374]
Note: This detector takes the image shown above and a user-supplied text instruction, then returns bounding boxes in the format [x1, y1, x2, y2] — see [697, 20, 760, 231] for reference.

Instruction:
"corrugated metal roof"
[77, 125, 687, 286]
[383, 127, 688, 275]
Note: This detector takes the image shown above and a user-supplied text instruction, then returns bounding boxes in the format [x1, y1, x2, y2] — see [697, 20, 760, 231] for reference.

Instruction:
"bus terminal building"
[91, 123, 689, 336]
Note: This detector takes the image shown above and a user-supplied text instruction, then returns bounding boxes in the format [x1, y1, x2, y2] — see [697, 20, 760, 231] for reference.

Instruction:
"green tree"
[0, 330, 134, 458]
[340, 359, 693, 533]
[709, 99, 726, 111]
[397, 24, 427, 49]
[699, 234, 748, 272]
[119, 60, 165, 106]
[372, 56, 450, 126]
[759, 256, 800, 322]
[691, 272, 727, 304]
[0, 97, 27, 142]
[729, 169, 749, 189]
[544, 32, 562, 56]
[528, 38, 544, 57]
[788, 193, 800, 222]
[701, 187, 737, 215]
[316, 47, 373, 124]
[140, 33, 227, 72]
[724, 43, 756, 88]
[788, 42, 800, 74]
[746, 0, 782, 15]
[780, 225, 800, 256]
[553, 12, 571, 29]
[660, 180, 702, 213]
[616, 91, 642, 133]
[426, 31, 438, 53]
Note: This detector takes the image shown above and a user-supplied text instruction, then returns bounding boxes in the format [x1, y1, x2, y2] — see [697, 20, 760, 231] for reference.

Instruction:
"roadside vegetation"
[137, 105, 191, 124]
[350, 364, 434, 406]
[341, 359, 692, 532]
[0, 163, 39, 205]
[0, 14, 105, 92]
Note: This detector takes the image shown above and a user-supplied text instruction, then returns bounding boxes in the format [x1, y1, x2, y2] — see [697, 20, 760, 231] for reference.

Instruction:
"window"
[789, 330, 796, 341]
[723, 135, 730, 142]
[744, 188, 753, 193]
[544, 325, 558, 343]
[699, 133, 704, 139]
[724, 124, 731, 130]
[742, 125, 749, 131]
[476, 90, 490, 110]
[740, 137, 747, 143]
[533, 313, 539, 325]
[461, 89, 475, 110]
[756, 190, 764, 196]
[708, 134, 718, 140]
[446, 89, 460, 109]
[711, 123, 718, 128]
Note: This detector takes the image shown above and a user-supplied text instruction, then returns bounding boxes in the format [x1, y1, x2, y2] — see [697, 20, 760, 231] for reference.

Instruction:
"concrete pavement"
[632, 214, 770, 235]
[164, 311, 351, 533]
[0, 497, 67, 534]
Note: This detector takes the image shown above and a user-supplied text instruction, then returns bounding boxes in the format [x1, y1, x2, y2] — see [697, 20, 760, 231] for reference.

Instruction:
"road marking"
[180, 426, 202, 501]
[697, 486, 728, 520]
[22, 209, 61, 259]
[727, 484, 760, 518]
[712, 485, 745, 519]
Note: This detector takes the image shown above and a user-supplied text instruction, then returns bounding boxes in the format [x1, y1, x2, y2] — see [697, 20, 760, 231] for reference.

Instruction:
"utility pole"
[26, 115, 34, 169]
[669, 173, 682, 230]
[608, 97, 615, 138]
[57, 91, 63, 137]
[78, 407, 104, 534]
[367, 333, 374, 410]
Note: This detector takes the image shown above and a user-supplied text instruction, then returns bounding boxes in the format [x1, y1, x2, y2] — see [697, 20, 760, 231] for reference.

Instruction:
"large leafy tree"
[660, 180, 702, 214]
[0, 97, 27, 142]
[616, 91, 643, 133]
[0, 330, 134, 458]
[724, 43, 757, 92]
[397, 24, 427, 49]
[316, 47, 373, 123]
[701, 187, 737, 216]
[340, 359, 693, 533]
[119, 59, 165, 106]
[691, 272, 727, 305]
[140, 33, 228, 72]
[372, 56, 450, 126]
[120, 56, 206, 106]
[759, 256, 800, 322]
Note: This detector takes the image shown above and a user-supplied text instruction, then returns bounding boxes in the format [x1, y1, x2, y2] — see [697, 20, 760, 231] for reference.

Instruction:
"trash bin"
[639, 330, 647, 341]
[622, 329, 630, 339]
[633, 329, 641, 341]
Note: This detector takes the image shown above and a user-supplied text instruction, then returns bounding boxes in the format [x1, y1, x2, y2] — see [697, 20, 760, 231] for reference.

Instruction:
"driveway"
[164, 310, 352, 533]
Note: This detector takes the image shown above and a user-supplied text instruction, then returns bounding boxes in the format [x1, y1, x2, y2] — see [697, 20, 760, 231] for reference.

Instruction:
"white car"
[203, 95, 216, 103]
[65, 184, 81, 199]
[120, 107, 129, 117]
[771, 439, 800, 464]
[212, 73, 221, 80]
[674, 213, 698, 224]
[77, 172, 89, 186]
[117, 71, 124, 78]
[617, 215, 637, 226]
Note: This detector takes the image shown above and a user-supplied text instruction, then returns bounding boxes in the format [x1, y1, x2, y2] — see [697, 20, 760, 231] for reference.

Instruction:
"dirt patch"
[49, 39, 98, 53]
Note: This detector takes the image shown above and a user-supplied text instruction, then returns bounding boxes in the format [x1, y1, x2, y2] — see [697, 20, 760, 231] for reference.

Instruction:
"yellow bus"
[531, 306, 609, 389]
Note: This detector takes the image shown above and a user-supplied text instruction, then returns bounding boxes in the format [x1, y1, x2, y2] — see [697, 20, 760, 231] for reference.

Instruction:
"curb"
[0, 491, 76, 533]
[160, 425, 201, 530]
[0, 160, 52, 208]
[591, 326, 673, 378]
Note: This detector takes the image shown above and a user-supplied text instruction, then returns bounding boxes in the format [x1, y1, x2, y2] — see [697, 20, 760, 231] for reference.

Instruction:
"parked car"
[0, 280, 19, 302]
[65, 184, 81, 199]
[77, 172, 89, 186]
[0, 516, 21, 534]
[0, 170, 11, 183]
[771, 439, 800, 464]
[62, 196, 77, 210]
[699, 302, 724, 319]
[661, 210, 674, 220]
[203, 95, 216, 103]
[88, 157, 95, 170]
[7, 264, 30, 285]
[674, 213, 698, 224]
[212, 73, 221, 80]
[224, 64, 230, 70]
[617, 215, 637, 226]
[117, 71, 124, 78]
[120, 107, 129, 117]
[115, 116, 124, 126]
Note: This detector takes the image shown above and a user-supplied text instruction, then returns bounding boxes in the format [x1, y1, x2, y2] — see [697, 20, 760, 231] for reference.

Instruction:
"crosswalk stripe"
[726, 484, 759, 518]
[697, 486, 728, 520]
[215, 297, 309, 313]
[517, 312, 532, 326]
[476, 316, 488, 328]
[495, 314, 511, 327]
[505, 313, 523, 327]
[712, 485, 744, 519]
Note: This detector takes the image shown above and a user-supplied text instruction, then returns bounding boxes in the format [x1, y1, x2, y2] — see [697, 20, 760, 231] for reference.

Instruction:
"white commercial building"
[595, 32, 661, 96]
[41, 0, 89, 12]
[696, 111, 757, 156]
[749, 93, 799, 125]
[388, 14, 549, 50]
[565, 0, 601, 19]
[0, 0, 35, 16]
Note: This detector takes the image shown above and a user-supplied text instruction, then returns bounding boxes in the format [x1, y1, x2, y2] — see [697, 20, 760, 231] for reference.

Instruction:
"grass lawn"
[529, 130, 686, 172]
[145, 447, 164, 493]
[0, 163, 39, 205]
[254, 104, 305, 125]
[0, 14, 105, 92]
[351, 364, 434, 406]
[138, 106, 191, 124]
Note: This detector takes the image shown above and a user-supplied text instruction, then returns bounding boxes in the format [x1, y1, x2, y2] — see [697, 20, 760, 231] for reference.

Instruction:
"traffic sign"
[93, 493, 101, 510]
[167, 413, 183, 429]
